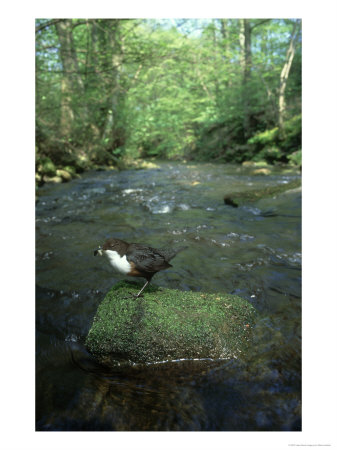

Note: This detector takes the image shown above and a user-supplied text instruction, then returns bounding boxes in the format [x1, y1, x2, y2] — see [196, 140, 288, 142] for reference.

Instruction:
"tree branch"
[250, 19, 271, 31]
[35, 19, 64, 33]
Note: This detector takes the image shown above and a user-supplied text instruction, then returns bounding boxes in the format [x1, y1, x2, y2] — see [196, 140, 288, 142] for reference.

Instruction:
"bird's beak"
[94, 246, 103, 256]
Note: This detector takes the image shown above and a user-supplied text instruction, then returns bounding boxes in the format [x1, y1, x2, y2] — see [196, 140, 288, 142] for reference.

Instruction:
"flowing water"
[36, 161, 301, 431]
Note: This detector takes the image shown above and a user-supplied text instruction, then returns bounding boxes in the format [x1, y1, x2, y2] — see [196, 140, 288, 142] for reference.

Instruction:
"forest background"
[35, 18, 301, 181]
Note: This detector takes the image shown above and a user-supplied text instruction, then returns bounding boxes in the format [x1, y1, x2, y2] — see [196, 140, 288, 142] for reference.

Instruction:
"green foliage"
[281, 114, 302, 151]
[36, 156, 56, 176]
[252, 146, 283, 164]
[35, 19, 301, 169]
[248, 128, 279, 146]
[246, 114, 301, 164]
[287, 150, 302, 166]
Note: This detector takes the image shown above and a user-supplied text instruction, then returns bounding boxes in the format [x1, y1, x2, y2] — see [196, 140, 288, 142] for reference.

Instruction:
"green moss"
[85, 281, 257, 366]
[224, 178, 301, 206]
[251, 161, 269, 167]
[37, 156, 56, 177]
[56, 169, 72, 182]
[63, 165, 77, 176]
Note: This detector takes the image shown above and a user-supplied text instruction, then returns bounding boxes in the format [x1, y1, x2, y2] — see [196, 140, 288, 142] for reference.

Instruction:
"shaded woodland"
[36, 19, 301, 179]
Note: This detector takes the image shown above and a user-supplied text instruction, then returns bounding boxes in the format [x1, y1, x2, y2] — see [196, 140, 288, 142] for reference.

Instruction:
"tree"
[55, 20, 76, 140]
[100, 20, 125, 148]
[278, 20, 300, 135]
[35, 19, 302, 169]
[240, 19, 253, 138]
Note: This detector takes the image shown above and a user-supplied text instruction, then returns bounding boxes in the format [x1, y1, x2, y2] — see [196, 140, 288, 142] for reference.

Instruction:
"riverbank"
[36, 154, 301, 189]
[35, 155, 163, 188]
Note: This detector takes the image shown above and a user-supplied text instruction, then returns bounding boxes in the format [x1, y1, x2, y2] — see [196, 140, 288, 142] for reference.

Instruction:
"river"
[36, 161, 301, 431]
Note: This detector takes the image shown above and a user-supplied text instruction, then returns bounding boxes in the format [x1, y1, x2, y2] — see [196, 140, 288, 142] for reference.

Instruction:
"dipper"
[94, 238, 187, 298]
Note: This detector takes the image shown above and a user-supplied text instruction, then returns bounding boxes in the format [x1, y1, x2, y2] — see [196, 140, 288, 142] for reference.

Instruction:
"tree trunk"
[278, 20, 299, 135]
[239, 20, 245, 69]
[101, 20, 125, 149]
[55, 20, 76, 138]
[219, 19, 231, 87]
[220, 19, 230, 56]
[240, 19, 252, 139]
[59, 77, 74, 138]
[83, 20, 100, 139]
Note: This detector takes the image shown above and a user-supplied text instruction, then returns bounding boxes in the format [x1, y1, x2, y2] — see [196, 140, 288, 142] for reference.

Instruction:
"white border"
[2, 1, 337, 449]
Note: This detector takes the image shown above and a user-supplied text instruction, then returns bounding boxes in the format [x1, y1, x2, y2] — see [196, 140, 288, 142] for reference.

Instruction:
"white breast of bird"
[104, 250, 132, 275]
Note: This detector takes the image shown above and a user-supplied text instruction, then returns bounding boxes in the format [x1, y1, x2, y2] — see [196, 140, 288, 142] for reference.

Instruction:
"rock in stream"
[85, 281, 257, 366]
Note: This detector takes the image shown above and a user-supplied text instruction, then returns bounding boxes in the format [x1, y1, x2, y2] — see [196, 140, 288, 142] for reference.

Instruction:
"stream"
[36, 161, 301, 431]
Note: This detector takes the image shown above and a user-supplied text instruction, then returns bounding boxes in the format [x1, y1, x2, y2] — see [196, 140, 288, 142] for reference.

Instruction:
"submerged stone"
[224, 178, 301, 207]
[42, 174, 63, 184]
[252, 168, 272, 175]
[56, 169, 72, 182]
[85, 281, 257, 367]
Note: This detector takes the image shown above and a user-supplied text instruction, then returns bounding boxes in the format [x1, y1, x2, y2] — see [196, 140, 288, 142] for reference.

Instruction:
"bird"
[94, 238, 187, 298]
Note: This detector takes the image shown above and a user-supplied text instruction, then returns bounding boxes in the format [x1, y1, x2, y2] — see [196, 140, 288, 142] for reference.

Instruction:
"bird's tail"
[159, 245, 188, 262]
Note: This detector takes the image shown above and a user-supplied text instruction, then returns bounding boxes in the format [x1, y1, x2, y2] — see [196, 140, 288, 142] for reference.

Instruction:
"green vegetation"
[247, 114, 301, 164]
[85, 281, 257, 366]
[36, 19, 301, 182]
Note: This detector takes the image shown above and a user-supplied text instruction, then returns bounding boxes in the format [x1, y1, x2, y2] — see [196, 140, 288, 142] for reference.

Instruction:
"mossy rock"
[85, 281, 256, 367]
[242, 160, 269, 168]
[224, 178, 301, 207]
[66, 154, 91, 173]
[56, 169, 72, 182]
[42, 174, 63, 184]
[252, 168, 272, 176]
[63, 165, 77, 176]
[37, 156, 56, 177]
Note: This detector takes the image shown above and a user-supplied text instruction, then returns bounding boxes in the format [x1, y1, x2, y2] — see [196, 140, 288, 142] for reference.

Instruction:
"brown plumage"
[94, 238, 187, 298]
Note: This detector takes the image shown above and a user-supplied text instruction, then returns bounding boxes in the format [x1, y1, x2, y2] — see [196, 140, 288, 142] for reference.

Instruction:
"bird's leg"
[134, 280, 150, 298]
[124, 279, 151, 299]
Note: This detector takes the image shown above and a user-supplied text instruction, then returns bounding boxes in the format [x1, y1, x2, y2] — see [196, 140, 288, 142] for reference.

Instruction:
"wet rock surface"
[85, 281, 257, 366]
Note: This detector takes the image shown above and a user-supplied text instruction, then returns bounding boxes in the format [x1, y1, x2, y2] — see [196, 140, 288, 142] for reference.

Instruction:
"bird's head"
[94, 238, 128, 257]
[94, 246, 103, 256]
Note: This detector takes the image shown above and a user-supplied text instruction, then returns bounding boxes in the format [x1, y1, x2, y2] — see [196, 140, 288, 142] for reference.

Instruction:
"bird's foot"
[123, 292, 144, 300]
